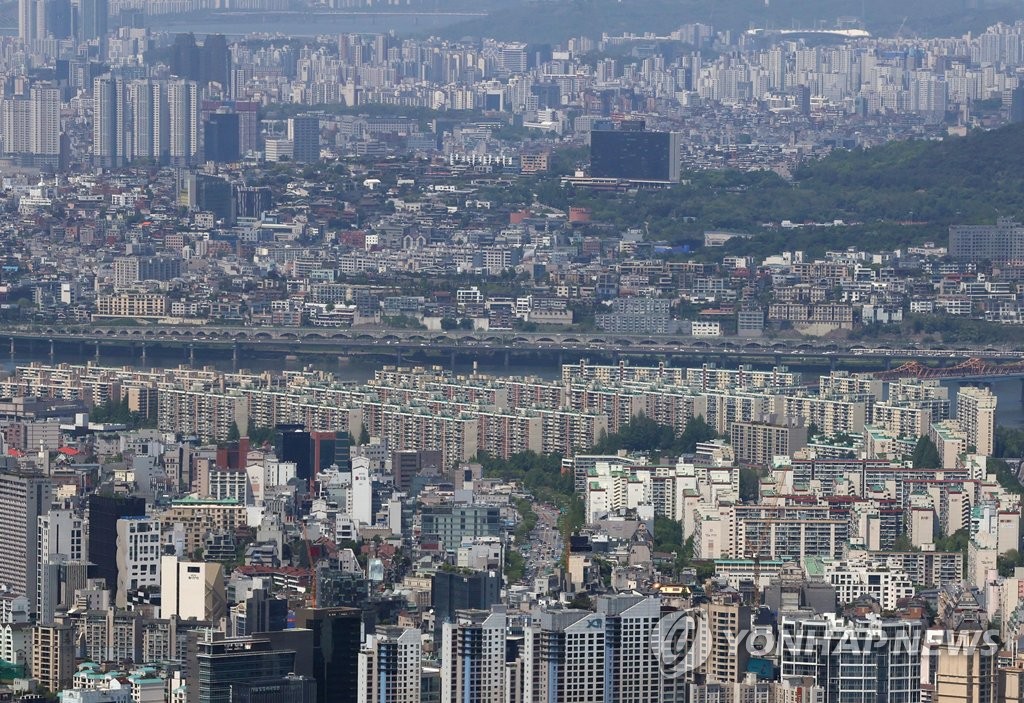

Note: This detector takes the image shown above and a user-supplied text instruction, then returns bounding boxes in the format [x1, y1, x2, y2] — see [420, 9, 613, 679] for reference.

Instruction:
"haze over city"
[0, 1, 1023, 702]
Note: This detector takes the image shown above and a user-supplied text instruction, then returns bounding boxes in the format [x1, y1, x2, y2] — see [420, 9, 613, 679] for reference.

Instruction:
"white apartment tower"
[168, 78, 199, 167]
[127, 79, 169, 164]
[36, 508, 83, 621]
[358, 626, 422, 703]
[0, 472, 52, 613]
[441, 609, 506, 703]
[524, 609, 606, 703]
[956, 387, 996, 457]
[115, 516, 162, 608]
[93, 75, 127, 168]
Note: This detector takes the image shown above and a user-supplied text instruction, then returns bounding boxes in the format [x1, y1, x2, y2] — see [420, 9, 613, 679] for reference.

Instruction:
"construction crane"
[302, 522, 318, 608]
[748, 520, 771, 609]
[895, 16, 908, 39]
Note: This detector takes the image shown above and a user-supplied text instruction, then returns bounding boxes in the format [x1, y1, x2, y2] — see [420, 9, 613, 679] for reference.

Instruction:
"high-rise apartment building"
[357, 626, 422, 703]
[31, 622, 73, 691]
[127, 79, 168, 164]
[0, 472, 52, 612]
[440, 609, 506, 703]
[115, 516, 161, 608]
[598, 594, 686, 703]
[1, 84, 61, 166]
[93, 75, 126, 168]
[956, 386, 996, 457]
[168, 78, 200, 167]
[781, 615, 922, 703]
[36, 507, 83, 621]
[524, 609, 606, 702]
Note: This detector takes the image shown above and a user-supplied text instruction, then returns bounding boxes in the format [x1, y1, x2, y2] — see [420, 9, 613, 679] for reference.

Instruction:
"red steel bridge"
[875, 357, 1024, 381]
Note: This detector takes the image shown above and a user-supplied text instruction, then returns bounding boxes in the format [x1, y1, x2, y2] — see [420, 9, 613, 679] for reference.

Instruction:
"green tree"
[653, 516, 684, 552]
[739, 468, 760, 503]
[911, 436, 941, 469]
[891, 534, 918, 552]
[999, 549, 1024, 577]
[991, 458, 1024, 495]
[505, 549, 526, 583]
[226, 422, 241, 442]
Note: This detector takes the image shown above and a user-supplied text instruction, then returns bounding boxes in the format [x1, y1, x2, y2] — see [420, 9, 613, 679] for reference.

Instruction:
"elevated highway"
[2, 324, 1023, 373]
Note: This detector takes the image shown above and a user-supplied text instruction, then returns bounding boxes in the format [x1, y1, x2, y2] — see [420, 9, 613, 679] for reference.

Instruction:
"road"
[518, 502, 563, 586]
[6, 323, 1024, 365]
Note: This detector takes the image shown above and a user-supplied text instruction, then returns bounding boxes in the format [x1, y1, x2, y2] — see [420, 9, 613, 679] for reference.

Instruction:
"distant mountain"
[436, 0, 1024, 44]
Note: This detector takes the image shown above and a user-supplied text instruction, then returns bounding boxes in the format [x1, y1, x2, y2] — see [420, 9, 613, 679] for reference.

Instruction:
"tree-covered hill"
[531, 122, 1024, 256]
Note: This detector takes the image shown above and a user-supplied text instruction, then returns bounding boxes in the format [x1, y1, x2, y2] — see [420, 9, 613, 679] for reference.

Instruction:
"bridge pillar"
[1020, 378, 1024, 404]
[504, 350, 510, 369]
[558, 351, 564, 368]
[140, 343, 146, 362]
[48, 339, 54, 360]
[8, 337, 13, 358]
[94, 340, 100, 361]
[396, 350, 403, 365]
[885, 357, 892, 370]
[232, 343, 239, 366]
[189, 344, 195, 365]
[450, 350, 456, 369]
[830, 356, 837, 372]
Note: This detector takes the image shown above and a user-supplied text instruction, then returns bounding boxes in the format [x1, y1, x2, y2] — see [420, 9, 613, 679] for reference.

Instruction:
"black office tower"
[289, 116, 319, 163]
[87, 494, 146, 591]
[171, 34, 201, 82]
[190, 173, 234, 223]
[1012, 86, 1024, 124]
[76, 0, 107, 42]
[275, 425, 312, 481]
[294, 607, 362, 703]
[234, 186, 272, 219]
[186, 634, 296, 703]
[204, 112, 240, 163]
[431, 570, 500, 625]
[312, 431, 351, 474]
[45, 0, 73, 39]
[201, 34, 231, 91]
[590, 125, 681, 183]
[232, 675, 316, 703]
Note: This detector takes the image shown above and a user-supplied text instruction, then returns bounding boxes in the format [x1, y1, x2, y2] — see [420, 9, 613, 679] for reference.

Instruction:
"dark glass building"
[232, 675, 316, 703]
[274, 424, 312, 481]
[204, 112, 240, 163]
[589, 126, 681, 182]
[431, 570, 501, 625]
[187, 635, 296, 703]
[87, 494, 146, 591]
[311, 431, 351, 473]
[289, 116, 320, 163]
[294, 607, 362, 703]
